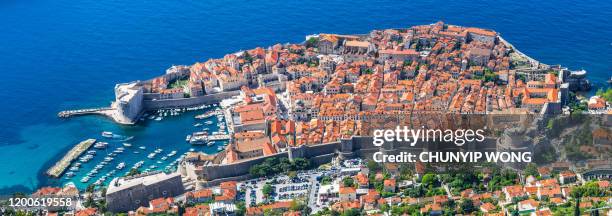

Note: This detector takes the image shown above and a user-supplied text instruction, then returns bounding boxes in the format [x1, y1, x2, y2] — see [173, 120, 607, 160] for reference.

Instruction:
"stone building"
[113, 82, 144, 123]
[106, 172, 184, 213]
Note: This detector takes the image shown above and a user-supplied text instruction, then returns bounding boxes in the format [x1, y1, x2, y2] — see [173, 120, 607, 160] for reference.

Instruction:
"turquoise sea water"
[0, 0, 610, 194]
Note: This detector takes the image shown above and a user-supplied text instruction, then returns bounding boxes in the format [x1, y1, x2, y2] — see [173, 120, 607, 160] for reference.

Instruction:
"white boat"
[134, 151, 140, 154]
[123, 143, 132, 147]
[154, 148, 163, 154]
[104, 157, 114, 162]
[185, 135, 192, 142]
[189, 148, 195, 152]
[69, 166, 79, 171]
[94, 142, 108, 149]
[161, 156, 168, 161]
[204, 121, 213, 125]
[154, 116, 163, 121]
[139, 146, 146, 150]
[87, 150, 96, 155]
[149, 165, 157, 169]
[194, 123, 203, 127]
[65, 172, 75, 177]
[147, 153, 156, 159]
[167, 151, 177, 157]
[133, 161, 144, 169]
[116, 162, 126, 170]
[80, 177, 90, 183]
[102, 131, 113, 138]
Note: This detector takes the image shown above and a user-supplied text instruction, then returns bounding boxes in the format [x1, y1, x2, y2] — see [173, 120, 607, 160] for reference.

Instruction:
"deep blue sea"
[0, 0, 610, 195]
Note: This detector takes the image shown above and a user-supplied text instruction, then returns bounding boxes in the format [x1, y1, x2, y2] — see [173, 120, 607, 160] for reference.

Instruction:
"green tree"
[290, 199, 308, 212]
[524, 163, 539, 177]
[459, 199, 475, 214]
[342, 177, 355, 187]
[262, 183, 274, 198]
[235, 202, 246, 216]
[596, 88, 612, 102]
[306, 37, 319, 48]
[366, 160, 381, 172]
[421, 173, 437, 186]
[321, 175, 333, 185]
[341, 208, 361, 216]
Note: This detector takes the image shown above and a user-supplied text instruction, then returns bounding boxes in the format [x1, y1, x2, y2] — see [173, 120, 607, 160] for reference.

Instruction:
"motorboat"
[167, 151, 177, 157]
[139, 146, 146, 150]
[122, 143, 132, 147]
[147, 153, 156, 159]
[133, 161, 144, 169]
[116, 162, 126, 170]
[80, 177, 90, 183]
[102, 131, 113, 138]
[94, 142, 108, 149]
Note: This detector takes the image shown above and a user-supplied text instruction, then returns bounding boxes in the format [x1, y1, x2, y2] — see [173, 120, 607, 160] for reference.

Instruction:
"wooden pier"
[46, 138, 96, 178]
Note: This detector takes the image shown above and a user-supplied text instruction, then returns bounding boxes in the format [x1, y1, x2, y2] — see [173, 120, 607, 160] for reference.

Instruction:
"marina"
[46, 104, 229, 189]
[46, 139, 97, 178]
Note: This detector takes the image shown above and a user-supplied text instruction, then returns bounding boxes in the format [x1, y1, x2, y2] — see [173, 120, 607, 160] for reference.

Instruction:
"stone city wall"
[196, 135, 499, 182]
[142, 91, 240, 110]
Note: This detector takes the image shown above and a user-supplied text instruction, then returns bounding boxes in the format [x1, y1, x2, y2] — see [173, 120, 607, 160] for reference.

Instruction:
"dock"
[46, 138, 96, 178]
[207, 134, 231, 141]
[58, 107, 113, 118]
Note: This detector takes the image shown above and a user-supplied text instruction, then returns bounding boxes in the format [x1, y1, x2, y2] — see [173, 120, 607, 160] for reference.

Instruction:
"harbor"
[46, 138, 97, 178]
[46, 103, 230, 189]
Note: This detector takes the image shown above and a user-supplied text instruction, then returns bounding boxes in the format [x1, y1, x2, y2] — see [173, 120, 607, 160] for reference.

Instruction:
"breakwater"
[46, 138, 96, 178]
[57, 107, 113, 118]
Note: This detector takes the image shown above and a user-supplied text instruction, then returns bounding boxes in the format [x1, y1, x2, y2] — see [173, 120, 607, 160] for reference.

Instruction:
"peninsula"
[40, 22, 611, 216]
